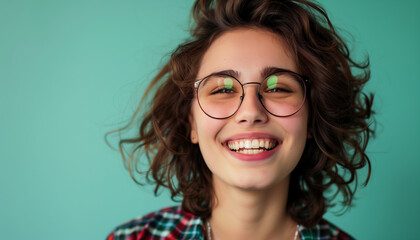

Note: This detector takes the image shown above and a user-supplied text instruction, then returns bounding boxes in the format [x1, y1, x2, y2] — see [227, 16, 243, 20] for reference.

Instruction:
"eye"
[266, 87, 292, 93]
[263, 75, 295, 94]
[208, 77, 238, 95]
[261, 73, 301, 96]
[211, 88, 236, 94]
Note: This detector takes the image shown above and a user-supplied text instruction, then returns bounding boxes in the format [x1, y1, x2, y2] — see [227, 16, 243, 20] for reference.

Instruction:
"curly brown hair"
[114, 0, 374, 227]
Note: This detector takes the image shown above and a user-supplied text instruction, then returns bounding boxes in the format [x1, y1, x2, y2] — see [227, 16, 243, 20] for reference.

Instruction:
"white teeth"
[237, 149, 265, 154]
[226, 138, 277, 154]
[251, 139, 259, 148]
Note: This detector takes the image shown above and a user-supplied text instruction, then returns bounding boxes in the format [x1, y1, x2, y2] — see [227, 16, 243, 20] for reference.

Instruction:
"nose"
[234, 84, 268, 125]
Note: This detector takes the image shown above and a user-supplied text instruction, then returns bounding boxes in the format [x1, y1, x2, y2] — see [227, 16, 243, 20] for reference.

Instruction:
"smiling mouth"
[226, 139, 279, 155]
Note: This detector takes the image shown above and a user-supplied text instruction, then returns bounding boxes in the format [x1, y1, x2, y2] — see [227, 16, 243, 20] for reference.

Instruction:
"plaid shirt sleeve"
[106, 206, 354, 240]
[106, 206, 204, 240]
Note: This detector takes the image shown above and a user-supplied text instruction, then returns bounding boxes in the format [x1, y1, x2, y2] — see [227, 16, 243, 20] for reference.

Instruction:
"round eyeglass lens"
[196, 75, 243, 119]
[259, 72, 306, 117]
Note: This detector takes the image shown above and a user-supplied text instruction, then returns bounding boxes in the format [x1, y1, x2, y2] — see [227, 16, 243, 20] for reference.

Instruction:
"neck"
[209, 176, 297, 240]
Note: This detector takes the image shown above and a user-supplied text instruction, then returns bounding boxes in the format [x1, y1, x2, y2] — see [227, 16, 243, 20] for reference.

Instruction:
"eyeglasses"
[194, 69, 309, 119]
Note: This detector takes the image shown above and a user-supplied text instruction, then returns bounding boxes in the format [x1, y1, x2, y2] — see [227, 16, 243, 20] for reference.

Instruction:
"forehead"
[198, 28, 297, 78]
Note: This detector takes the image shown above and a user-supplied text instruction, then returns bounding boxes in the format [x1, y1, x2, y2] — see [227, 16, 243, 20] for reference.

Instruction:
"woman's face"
[190, 28, 309, 190]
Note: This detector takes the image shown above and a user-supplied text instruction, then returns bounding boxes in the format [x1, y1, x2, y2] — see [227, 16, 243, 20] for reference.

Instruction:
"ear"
[189, 112, 198, 144]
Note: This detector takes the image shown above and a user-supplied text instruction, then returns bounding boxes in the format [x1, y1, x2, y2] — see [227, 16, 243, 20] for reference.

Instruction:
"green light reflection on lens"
[224, 78, 233, 89]
[267, 75, 278, 89]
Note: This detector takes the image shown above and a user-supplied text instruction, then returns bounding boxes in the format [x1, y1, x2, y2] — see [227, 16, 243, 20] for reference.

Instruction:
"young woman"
[107, 0, 374, 239]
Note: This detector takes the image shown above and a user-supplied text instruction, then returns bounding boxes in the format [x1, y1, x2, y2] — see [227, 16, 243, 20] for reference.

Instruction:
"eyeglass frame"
[193, 69, 310, 119]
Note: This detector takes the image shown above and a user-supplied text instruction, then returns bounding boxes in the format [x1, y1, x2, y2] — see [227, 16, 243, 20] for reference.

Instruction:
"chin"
[229, 173, 280, 191]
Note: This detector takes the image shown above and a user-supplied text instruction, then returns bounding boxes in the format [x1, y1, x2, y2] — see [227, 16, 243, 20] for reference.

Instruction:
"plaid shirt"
[107, 206, 354, 240]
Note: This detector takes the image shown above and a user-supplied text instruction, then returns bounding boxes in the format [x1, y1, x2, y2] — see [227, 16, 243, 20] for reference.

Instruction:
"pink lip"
[223, 132, 281, 162]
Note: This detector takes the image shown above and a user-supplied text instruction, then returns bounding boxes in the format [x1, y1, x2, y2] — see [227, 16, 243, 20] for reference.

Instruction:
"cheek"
[283, 117, 307, 136]
[277, 108, 309, 143]
[196, 118, 224, 143]
[191, 102, 223, 142]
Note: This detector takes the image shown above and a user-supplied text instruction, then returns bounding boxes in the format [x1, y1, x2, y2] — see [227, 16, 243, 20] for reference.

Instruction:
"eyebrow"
[261, 66, 292, 78]
[208, 69, 240, 78]
[205, 66, 292, 80]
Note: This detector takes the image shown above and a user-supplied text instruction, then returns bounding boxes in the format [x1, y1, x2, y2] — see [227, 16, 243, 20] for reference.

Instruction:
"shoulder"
[299, 218, 355, 240]
[106, 206, 204, 240]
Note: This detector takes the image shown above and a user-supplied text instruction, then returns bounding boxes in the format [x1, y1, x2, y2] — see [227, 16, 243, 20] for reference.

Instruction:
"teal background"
[1, 0, 419, 239]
